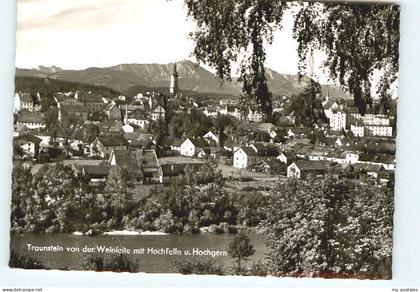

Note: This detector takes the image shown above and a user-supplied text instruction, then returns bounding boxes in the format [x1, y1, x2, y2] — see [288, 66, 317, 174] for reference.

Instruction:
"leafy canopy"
[184, 0, 399, 115]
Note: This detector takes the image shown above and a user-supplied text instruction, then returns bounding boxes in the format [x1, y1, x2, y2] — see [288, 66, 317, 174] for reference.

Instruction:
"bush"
[172, 258, 224, 275]
[83, 254, 105, 271]
[247, 261, 268, 277]
[9, 250, 44, 269]
[83, 254, 138, 273]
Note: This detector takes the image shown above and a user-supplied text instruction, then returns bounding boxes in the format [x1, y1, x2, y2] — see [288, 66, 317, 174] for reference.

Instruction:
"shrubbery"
[264, 175, 393, 278]
[171, 258, 224, 275]
[9, 250, 44, 269]
[83, 254, 138, 273]
[10, 162, 251, 234]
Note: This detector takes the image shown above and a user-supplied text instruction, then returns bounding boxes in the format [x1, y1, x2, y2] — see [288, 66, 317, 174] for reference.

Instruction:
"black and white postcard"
[10, 0, 399, 279]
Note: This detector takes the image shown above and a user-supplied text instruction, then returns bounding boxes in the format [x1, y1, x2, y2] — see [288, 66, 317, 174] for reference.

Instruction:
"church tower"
[170, 63, 179, 97]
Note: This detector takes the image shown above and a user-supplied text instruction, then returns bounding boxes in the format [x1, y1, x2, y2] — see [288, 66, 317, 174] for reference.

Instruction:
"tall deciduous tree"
[293, 2, 399, 115]
[184, 1, 399, 115]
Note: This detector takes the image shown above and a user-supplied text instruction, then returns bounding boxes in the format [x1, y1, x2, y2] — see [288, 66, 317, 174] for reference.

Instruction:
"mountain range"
[16, 60, 352, 99]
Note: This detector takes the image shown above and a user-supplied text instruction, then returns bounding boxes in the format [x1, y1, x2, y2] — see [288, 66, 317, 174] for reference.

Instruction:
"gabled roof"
[293, 143, 313, 156]
[151, 104, 165, 112]
[293, 160, 331, 171]
[247, 122, 276, 133]
[17, 111, 45, 124]
[123, 131, 141, 141]
[20, 93, 33, 103]
[237, 147, 258, 157]
[95, 134, 129, 147]
[111, 150, 143, 175]
[280, 150, 297, 160]
[79, 92, 103, 103]
[253, 143, 280, 157]
[101, 119, 123, 130]
[13, 134, 42, 146]
[323, 99, 336, 110]
[61, 104, 88, 113]
[128, 109, 147, 120]
[185, 137, 209, 148]
[141, 150, 159, 168]
[83, 164, 110, 177]
[129, 139, 143, 147]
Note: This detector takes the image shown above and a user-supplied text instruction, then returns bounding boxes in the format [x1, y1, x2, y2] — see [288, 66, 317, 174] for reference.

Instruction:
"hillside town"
[13, 64, 396, 189]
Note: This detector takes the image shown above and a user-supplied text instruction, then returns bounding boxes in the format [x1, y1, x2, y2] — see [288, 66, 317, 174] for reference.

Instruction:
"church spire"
[170, 63, 179, 97]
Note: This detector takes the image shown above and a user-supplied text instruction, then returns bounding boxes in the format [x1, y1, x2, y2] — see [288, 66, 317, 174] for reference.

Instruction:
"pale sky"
[16, 0, 337, 84]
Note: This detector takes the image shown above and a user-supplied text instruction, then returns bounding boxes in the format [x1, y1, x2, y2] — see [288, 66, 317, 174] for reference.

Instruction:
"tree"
[294, 2, 399, 115]
[185, 0, 288, 119]
[264, 176, 393, 278]
[184, 1, 399, 115]
[228, 232, 255, 274]
[288, 80, 325, 127]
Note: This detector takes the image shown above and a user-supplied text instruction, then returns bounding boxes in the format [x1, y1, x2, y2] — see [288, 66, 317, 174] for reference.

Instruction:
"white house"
[13, 93, 21, 113]
[277, 150, 297, 165]
[350, 124, 365, 137]
[344, 151, 360, 164]
[18, 93, 34, 112]
[13, 134, 42, 159]
[16, 111, 46, 130]
[233, 147, 258, 169]
[351, 124, 392, 137]
[247, 107, 263, 122]
[203, 131, 219, 144]
[287, 160, 330, 179]
[150, 105, 165, 121]
[330, 111, 347, 131]
[323, 99, 339, 119]
[203, 106, 219, 117]
[180, 138, 209, 157]
[351, 113, 390, 126]
[122, 123, 134, 134]
[219, 105, 241, 119]
[127, 110, 149, 129]
[365, 125, 393, 137]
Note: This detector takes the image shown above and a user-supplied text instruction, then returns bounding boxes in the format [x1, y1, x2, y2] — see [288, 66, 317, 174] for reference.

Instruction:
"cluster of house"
[13, 128, 210, 185]
[229, 127, 395, 181]
[324, 97, 394, 137]
[13, 70, 396, 187]
[13, 86, 214, 185]
[202, 98, 295, 125]
[13, 90, 167, 132]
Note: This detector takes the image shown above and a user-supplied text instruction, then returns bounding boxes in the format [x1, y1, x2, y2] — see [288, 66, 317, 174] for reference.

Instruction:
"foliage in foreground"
[9, 250, 45, 269]
[11, 162, 267, 234]
[185, 1, 399, 116]
[227, 232, 255, 274]
[83, 254, 138, 273]
[171, 258, 224, 275]
[264, 176, 393, 278]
